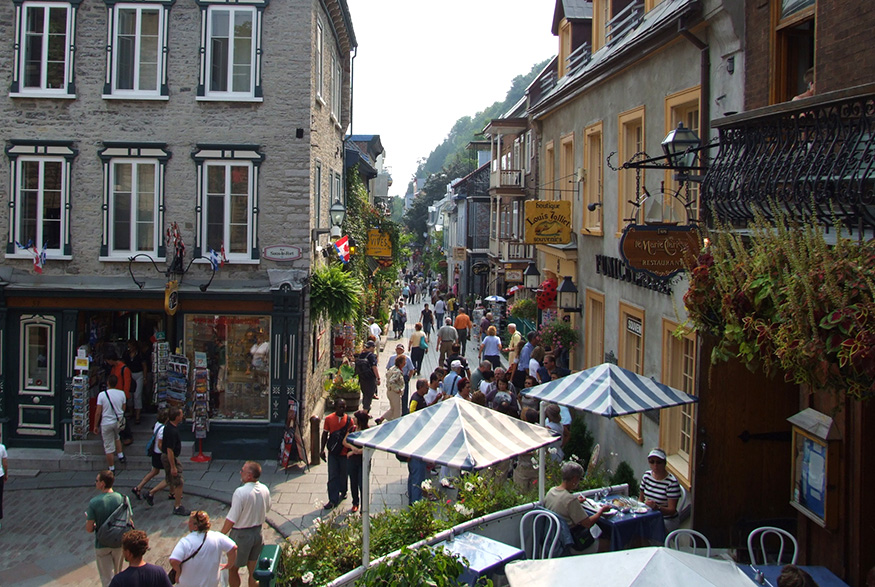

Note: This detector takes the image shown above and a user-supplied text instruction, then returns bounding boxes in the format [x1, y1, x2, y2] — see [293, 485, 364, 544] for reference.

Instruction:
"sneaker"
[144, 491, 154, 507]
[339, 493, 347, 501]
[173, 506, 190, 516]
[168, 493, 176, 500]
[351, 505, 359, 513]
[131, 487, 142, 500]
[323, 502, 335, 510]
[118, 455, 127, 464]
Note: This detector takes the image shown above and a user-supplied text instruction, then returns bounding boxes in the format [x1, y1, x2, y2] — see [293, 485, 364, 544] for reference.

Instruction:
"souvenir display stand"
[191, 352, 211, 462]
[152, 339, 171, 407]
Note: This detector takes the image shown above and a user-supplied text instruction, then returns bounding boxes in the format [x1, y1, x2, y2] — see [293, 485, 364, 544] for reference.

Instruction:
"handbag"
[104, 390, 126, 431]
[168, 532, 207, 584]
[419, 334, 428, 350]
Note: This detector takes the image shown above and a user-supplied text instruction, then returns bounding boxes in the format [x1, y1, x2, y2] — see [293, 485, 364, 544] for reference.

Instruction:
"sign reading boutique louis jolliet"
[619, 224, 700, 279]
[524, 200, 572, 244]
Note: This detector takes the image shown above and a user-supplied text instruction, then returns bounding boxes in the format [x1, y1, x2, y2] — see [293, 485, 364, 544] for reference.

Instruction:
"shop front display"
[183, 314, 271, 421]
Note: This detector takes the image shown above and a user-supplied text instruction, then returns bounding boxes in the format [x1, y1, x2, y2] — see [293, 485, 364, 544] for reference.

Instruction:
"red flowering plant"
[681, 210, 875, 400]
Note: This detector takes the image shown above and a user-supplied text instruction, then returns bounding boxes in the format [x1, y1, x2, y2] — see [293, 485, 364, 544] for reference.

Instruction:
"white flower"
[453, 503, 474, 517]
[464, 482, 475, 492]
[312, 517, 322, 527]
[548, 447, 558, 455]
[533, 463, 539, 470]
[440, 477, 451, 487]
[301, 571, 314, 584]
[421, 479, 433, 492]
[301, 544, 311, 556]
[530, 456, 538, 467]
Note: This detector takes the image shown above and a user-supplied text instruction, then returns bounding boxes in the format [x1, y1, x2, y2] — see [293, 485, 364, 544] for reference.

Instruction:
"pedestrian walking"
[408, 324, 427, 376]
[453, 308, 473, 355]
[376, 355, 406, 424]
[354, 341, 380, 411]
[132, 409, 170, 503]
[86, 470, 128, 586]
[436, 317, 458, 367]
[386, 343, 413, 414]
[221, 462, 271, 587]
[94, 374, 127, 471]
[433, 297, 446, 328]
[343, 410, 370, 513]
[479, 325, 503, 370]
[420, 304, 434, 341]
[145, 406, 187, 515]
[169, 511, 237, 587]
[320, 399, 351, 510]
[108, 530, 173, 587]
[124, 339, 146, 425]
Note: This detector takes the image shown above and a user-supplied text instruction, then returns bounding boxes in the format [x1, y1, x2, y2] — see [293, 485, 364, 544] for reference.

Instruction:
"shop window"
[664, 87, 700, 223]
[618, 106, 644, 234]
[102, 1, 171, 99]
[584, 289, 605, 368]
[315, 18, 324, 102]
[583, 122, 604, 235]
[5, 140, 77, 258]
[10, 0, 80, 98]
[660, 319, 697, 488]
[24, 321, 52, 391]
[617, 301, 644, 443]
[191, 144, 265, 261]
[99, 142, 170, 260]
[772, 0, 815, 104]
[184, 314, 270, 421]
[197, 0, 265, 101]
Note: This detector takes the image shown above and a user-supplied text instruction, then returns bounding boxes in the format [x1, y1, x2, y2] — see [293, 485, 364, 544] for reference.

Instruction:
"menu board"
[791, 429, 828, 525]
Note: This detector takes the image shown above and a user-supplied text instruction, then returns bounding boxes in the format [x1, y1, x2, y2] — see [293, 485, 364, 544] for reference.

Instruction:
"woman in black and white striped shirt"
[639, 448, 682, 532]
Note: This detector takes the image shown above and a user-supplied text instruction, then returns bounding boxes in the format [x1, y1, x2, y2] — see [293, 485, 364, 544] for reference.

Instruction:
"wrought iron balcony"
[703, 84, 875, 233]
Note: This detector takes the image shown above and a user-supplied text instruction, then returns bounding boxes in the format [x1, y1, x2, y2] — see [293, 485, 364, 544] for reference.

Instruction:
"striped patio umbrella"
[347, 396, 557, 470]
[523, 363, 697, 417]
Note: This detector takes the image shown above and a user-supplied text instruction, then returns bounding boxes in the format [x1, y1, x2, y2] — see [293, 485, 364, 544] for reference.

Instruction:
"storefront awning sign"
[619, 224, 701, 280]
[524, 200, 572, 245]
[366, 229, 392, 258]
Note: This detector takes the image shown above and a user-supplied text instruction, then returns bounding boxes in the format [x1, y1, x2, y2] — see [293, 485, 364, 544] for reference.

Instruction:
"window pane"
[136, 164, 155, 250]
[42, 162, 62, 249]
[112, 163, 132, 250]
[20, 161, 40, 243]
[139, 10, 160, 91]
[117, 9, 137, 90]
[210, 10, 230, 91]
[232, 12, 253, 92]
[24, 7, 45, 88]
[26, 324, 50, 388]
[206, 166, 226, 251]
[46, 7, 67, 89]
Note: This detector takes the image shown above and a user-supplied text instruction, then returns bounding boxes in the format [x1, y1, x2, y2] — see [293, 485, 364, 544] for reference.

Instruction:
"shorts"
[101, 423, 120, 454]
[230, 526, 264, 562]
[161, 453, 184, 489]
[150, 452, 163, 470]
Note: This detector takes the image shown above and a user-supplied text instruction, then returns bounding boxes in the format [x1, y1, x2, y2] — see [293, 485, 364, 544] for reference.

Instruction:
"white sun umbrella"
[347, 397, 558, 566]
[505, 547, 754, 587]
[485, 295, 507, 303]
[523, 363, 699, 500]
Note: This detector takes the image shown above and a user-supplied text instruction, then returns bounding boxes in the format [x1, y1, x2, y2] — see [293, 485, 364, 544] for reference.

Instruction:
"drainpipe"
[678, 23, 710, 145]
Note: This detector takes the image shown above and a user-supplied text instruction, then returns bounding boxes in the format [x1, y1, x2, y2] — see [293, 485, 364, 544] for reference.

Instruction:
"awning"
[523, 363, 697, 418]
[347, 396, 557, 470]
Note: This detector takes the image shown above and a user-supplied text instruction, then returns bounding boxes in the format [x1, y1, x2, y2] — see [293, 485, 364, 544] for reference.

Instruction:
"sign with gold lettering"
[524, 200, 573, 244]
[165, 280, 179, 316]
[366, 229, 392, 258]
[619, 224, 700, 279]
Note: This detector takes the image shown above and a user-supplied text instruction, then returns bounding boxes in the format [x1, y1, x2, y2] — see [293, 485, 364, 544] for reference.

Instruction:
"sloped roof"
[552, 0, 593, 35]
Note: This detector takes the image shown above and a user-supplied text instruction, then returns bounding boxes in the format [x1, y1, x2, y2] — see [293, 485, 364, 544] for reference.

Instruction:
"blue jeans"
[347, 456, 362, 507]
[407, 458, 427, 505]
[327, 453, 348, 505]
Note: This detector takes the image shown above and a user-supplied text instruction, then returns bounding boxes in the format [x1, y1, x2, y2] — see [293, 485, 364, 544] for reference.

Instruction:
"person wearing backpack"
[320, 399, 351, 510]
[355, 341, 380, 412]
[86, 470, 128, 586]
[131, 409, 171, 503]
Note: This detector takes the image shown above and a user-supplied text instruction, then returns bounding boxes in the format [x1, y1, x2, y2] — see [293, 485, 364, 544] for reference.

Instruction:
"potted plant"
[538, 316, 580, 367]
[324, 363, 361, 411]
[509, 298, 537, 321]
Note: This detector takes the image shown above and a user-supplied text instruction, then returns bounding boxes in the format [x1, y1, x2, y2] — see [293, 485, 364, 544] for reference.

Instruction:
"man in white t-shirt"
[94, 374, 128, 471]
[170, 511, 237, 587]
[368, 318, 383, 345]
[221, 462, 271, 587]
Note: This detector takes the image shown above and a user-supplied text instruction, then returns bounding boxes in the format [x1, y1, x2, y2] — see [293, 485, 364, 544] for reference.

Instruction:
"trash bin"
[252, 544, 281, 587]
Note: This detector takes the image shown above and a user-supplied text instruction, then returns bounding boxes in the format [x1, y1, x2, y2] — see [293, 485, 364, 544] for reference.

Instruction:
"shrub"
[358, 545, 492, 587]
[610, 460, 639, 496]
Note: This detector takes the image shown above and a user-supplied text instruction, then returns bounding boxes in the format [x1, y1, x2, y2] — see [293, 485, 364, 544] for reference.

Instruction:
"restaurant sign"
[262, 244, 302, 262]
[619, 224, 700, 280]
[366, 229, 392, 258]
[524, 200, 572, 244]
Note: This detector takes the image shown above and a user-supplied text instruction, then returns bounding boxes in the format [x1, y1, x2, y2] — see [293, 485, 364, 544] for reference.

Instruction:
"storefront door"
[8, 313, 62, 445]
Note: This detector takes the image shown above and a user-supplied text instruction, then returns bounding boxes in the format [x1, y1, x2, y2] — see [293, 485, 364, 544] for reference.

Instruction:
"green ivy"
[359, 545, 492, 587]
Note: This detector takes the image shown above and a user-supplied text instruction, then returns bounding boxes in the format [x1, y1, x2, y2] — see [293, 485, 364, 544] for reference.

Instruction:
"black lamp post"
[524, 262, 540, 290]
[557, 276, 581, 313]
[328, 199, 346, 238]
[661, 122, 701, 170]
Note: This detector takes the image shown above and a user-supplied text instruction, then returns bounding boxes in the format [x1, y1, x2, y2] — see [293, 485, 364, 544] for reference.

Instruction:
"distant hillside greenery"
[403, 59, 551, 239]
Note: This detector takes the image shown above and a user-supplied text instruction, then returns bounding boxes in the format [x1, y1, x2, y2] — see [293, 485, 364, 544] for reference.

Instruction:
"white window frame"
[196, 0, 265, 102]
[192, 144, 264, 262]
[333, 171, 342, 206]
[5, 141, 77, 259]
[329, 53, 339, 121]
[314, 160, 323, 228]
[10, 0, 80, 98]
[315, 18, 324, 103]
[103, 0, 172, 99]
[98, 142, 170, 260]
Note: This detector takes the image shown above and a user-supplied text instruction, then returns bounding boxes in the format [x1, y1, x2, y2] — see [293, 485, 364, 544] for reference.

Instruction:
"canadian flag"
[334, 235, 350, 264]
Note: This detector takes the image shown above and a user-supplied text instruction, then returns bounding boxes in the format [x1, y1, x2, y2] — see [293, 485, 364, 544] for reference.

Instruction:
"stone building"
[0, 0, 356, 458]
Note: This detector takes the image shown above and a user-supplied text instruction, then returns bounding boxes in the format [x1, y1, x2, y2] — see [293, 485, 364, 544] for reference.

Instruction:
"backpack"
[145, 424, 164, 456]
[326, 416, 350, 456]
[355, 353, 374, 379]
[96, 495, 134, 548]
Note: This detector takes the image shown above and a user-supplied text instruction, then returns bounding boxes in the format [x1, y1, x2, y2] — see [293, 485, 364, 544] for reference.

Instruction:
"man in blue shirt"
[513, 331, 538, 388]
[442, 361, 464, 397]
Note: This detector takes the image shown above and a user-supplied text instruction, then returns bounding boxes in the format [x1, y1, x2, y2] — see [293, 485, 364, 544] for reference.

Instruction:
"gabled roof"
[347, 134, 384, 160]
[552, 0, 593, 35]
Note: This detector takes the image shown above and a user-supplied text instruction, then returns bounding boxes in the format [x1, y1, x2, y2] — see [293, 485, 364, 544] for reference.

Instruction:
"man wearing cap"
[442, 361, 464, 398]
[436, 317, 458, 368]
[639, 448, 682, 532]
[357, 341, 380, 412]
[453, 308, 473, 355]
[386, 344, 413, 415]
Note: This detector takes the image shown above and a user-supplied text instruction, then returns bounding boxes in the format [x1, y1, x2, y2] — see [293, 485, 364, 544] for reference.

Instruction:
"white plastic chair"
[519, 509, 562, 560]
[747, 526, 798, 565]
[664, 529, 712, 557]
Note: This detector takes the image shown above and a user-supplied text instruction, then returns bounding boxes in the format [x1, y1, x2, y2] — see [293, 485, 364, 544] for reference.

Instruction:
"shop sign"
[524, 200, 573, 244]
[626, 317, 642, 336]
[619, 224, 701, 280]
[366, 229, 392, 258]
[505, 269, 523, 283]
[165, 280, 179, 316]
[453, 247, 467, 261]
[471, 262, 490, 275]
[262, 244, 302, 262]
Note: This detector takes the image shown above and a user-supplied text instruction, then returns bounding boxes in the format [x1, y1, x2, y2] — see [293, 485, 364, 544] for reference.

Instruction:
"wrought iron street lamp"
[557, 276, 581, 313]
[661, 122, 702, 170]
[524, 262, 541, 290]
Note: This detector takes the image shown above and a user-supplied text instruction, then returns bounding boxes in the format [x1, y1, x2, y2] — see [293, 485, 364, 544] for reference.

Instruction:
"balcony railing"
[606, 0, 644, 49]
[490, 168, 524, 191]
[566, 42, 592, 78]
[467, 234, 490, 251]
[501, 240, 534, 261]
[703, 84, 875, 232]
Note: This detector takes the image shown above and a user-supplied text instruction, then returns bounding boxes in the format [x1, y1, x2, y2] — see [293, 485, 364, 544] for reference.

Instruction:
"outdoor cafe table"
[435, 531, 526, 586]
[737, 564, 849, 586]
[583, 499, 666, 551]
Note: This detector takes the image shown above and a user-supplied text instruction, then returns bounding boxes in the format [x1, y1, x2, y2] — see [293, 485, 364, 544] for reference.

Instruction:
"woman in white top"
[170, 511, 237, 587]
[479, 325, 503, 370]
[529, 346, 546, 383]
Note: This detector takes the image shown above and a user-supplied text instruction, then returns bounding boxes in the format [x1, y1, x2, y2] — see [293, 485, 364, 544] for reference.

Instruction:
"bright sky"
[346, 0, 558, 199]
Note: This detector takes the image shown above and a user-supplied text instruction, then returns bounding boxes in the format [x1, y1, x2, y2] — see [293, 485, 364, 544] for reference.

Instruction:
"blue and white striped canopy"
[523, 363, 698, 417]
[347, 397, 557, 471]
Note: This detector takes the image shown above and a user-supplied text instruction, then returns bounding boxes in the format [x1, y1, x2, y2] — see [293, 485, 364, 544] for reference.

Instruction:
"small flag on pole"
[334, 235, 350, 264]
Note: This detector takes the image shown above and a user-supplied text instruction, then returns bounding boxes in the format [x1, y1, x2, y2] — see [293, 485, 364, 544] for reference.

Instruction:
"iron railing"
[703, 84, 875, 233]
[606, 0, 644, 49]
